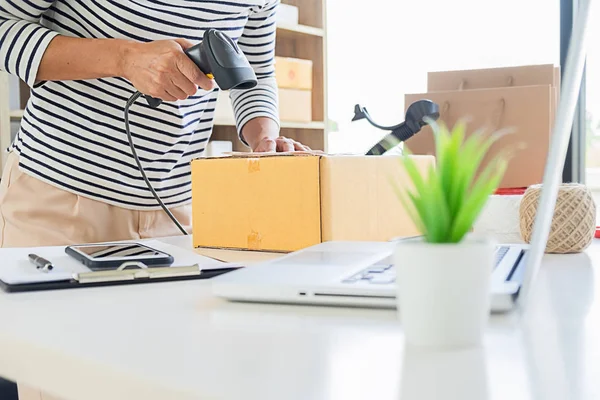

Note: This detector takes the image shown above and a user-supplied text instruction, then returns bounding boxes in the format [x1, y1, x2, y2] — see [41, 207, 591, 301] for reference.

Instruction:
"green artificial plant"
[393, 119, 512, 244]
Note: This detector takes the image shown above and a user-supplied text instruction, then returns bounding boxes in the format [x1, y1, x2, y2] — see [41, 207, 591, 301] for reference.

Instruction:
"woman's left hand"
[252, 136, 311, 152]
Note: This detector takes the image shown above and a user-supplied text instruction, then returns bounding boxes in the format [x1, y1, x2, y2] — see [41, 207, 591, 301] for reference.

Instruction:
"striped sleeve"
[0, 0, 59, 88]
[230, 0, 280, 145]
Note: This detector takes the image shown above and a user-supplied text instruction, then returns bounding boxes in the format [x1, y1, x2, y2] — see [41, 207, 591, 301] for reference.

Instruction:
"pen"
[28, 253, 54, 272]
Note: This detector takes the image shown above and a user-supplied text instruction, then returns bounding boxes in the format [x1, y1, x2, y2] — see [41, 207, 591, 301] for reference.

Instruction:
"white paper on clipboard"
[0, 240, 231, 286]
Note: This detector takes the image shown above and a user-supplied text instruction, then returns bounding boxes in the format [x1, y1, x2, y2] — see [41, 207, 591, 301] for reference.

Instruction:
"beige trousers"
[0, 152, 192, 248]
[1, 152, 192, 399]
[18, 385, 63, 400]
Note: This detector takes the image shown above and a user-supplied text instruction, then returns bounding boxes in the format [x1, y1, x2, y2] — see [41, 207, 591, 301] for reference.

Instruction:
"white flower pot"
[395, 236, 495, 348]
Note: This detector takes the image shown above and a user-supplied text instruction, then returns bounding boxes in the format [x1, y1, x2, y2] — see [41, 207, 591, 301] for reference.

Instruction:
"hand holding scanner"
[124, 29, 258, 237]
[145, 29, 258, 108]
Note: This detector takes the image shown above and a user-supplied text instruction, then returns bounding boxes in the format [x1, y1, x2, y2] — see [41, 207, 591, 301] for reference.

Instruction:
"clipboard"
[0, 240, 242, 293]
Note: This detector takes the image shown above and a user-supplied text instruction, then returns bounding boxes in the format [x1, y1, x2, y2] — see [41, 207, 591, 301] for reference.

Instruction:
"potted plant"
[391, 119, 511, 349]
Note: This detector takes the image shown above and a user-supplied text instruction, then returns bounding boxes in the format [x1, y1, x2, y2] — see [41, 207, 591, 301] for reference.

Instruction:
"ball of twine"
[519, 183, 596, 254]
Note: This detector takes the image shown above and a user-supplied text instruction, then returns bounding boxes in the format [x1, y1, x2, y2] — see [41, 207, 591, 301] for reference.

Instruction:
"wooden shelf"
[211, 0, 329, 151]
[279, 121, 325, 130]
[9, 109, 24, 120]
[276, 24, 324, 37]
[214, 118, 325, 130]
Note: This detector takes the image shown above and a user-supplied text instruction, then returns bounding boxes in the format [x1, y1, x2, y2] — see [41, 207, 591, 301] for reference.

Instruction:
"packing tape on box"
[248, 230, 263, 249]
[247, 158, 261, 173]
[472, 195, 524, 244]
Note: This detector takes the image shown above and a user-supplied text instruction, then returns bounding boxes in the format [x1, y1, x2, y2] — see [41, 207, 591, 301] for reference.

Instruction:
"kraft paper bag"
[427, 64, 558, 92]
[554, 66, 561, 98]
[404, 84, 553, 189]
[427, 64, 559, 130]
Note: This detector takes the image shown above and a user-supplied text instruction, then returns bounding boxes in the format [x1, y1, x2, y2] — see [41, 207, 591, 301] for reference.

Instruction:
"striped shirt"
[0, 0, 280, 209]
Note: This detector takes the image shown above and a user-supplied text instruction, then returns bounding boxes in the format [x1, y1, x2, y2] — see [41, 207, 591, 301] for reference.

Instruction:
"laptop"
[211, 2, 593, 313]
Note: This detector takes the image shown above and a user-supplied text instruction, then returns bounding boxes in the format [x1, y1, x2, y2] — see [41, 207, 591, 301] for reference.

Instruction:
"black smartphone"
[65, 243, 174, 271]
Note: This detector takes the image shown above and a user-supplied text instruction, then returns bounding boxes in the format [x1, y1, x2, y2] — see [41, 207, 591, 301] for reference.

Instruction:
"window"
[583, 3, 600, 222]
[325, 0, 560, 154]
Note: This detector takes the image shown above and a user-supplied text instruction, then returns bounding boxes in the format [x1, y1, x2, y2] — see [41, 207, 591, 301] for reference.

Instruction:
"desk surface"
[1, 236, 599, 400]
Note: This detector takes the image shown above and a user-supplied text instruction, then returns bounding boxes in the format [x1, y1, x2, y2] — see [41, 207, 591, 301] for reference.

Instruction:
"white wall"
[586, 3, 600, 138]
[325, 0, 560, 154]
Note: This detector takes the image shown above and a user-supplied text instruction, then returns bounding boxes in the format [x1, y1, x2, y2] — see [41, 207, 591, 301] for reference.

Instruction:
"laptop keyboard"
[342, 256, 395, 285]
[342, 246, 511, 285]
[495, 246, 510, 268]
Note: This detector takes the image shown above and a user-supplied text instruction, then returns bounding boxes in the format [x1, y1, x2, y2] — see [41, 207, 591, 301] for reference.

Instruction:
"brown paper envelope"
[404, 85, 552, 189]
[427, 64, 556, 92]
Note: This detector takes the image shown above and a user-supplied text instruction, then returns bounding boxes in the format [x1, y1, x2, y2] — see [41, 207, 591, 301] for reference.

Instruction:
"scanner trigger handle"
[144, 96, 163, 109]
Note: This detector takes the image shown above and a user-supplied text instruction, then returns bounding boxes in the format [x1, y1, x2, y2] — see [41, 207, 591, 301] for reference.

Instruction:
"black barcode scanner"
[144, 29, 258, 108]
[353, 99, 440, 155]
[124, 29, 258, 235]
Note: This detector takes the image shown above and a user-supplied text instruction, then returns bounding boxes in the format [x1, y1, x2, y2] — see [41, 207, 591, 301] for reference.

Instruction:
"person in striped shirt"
[0, 0, 309, 248]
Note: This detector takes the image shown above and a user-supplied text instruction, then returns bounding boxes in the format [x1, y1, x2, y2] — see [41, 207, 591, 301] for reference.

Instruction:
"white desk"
[0, 236, 599, 400]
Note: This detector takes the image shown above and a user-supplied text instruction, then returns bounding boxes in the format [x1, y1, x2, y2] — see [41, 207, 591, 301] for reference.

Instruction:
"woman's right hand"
[120, 38, 215, 102]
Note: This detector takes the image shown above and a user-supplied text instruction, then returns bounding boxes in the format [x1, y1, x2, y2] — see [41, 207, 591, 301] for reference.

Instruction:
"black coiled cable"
[124, 92, 188, 236]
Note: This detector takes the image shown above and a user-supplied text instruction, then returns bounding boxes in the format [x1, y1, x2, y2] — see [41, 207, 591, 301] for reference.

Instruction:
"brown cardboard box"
[275, 56, 313, 90]
[215, 88, 312, 123]
[279, 88, 312, 122]
[191, 153, 435, 252]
